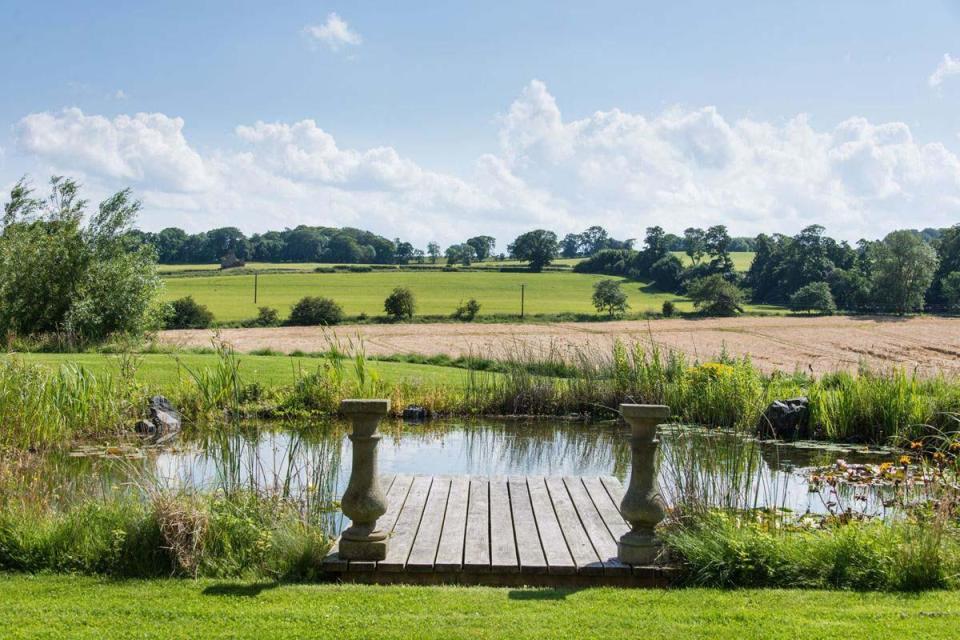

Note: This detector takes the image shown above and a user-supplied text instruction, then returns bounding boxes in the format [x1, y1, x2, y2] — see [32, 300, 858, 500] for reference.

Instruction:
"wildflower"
[899, 455, 911, 465]
[910, 441, 923, 450]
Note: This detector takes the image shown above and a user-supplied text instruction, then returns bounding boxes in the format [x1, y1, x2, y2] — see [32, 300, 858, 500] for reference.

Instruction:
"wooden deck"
[322, 475, 676, 587]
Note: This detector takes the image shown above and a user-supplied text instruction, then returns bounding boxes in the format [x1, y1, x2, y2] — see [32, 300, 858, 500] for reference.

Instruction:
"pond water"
[48, 420, 902, 535]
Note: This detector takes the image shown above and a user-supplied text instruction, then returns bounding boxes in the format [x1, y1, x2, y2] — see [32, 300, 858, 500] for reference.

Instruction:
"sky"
[2, 0, 960, 246]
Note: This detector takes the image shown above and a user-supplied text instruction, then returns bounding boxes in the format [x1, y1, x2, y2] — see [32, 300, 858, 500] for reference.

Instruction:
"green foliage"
[452, 298, 481, 321]
[591, 279, 630, 317]
[941, 271, 960, 312]
[662, 511, 959, 591]
[166, 296, 215, 329]
[245, 306, 280, 328]
[445, 243, 476, 266]
[0, 177, 162, 342]
[871, 231, 939, 314]
[686, 275, 745, 316]
[384, 287, 416, 320]
[465, 235, 496, 261]
[508, 229, 558, 271]
[287, 297, 344, 326]
[662, 300, 676, 317]
[789, 281, 836, 314]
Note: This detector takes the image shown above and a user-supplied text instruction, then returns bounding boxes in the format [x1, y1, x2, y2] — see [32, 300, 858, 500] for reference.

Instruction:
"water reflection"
[46, 420, 899, 535]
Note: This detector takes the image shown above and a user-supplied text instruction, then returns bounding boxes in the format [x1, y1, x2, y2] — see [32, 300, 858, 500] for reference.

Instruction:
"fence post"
[339, 399, 391, 560]
[617, 403, 670, 564]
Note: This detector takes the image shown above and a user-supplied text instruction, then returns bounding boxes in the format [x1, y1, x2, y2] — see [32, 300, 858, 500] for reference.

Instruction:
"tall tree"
[872, 230, 938, 314]
[465, 235, 496, 261]
[683, 227, 706, 265]
[508, 229, 559, 272]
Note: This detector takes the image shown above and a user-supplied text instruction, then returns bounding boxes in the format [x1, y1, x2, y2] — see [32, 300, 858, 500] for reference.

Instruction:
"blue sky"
[3, 1, 960, 244]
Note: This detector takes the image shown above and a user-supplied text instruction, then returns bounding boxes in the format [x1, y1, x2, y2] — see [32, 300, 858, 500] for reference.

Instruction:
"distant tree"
[446, 243, 477, 266]
[592, 279, 630, 317]
[206, 227, 249, 261]
[872, 230, 938, 314]
[789, 282, 836, 314]
[649, 254, 684, 292]
[287, 296, 344, 326]
[394, 240, 416, 264]
[384, 287, 416, 320]
[465, 236, 496, 261]
[928, 224, 960, 305]
[940, 271, 960, 312]
[704, 225, 734, 274]
[412, 248, 425, 264]
[828, 268, 872, 311]
[247, 306, 280, 327]
[508, 230, 558, 272]
[427, 242, 442, 264]
[661, 300, 676, 317]
[683, 227, 706, 265]
[687, 274, 745, 316]
[560, 233, 582, 258]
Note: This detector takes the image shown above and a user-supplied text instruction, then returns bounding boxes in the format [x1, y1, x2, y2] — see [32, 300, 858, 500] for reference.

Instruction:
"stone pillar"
[617, 403, 670, 565]
[339, 399, 391, 561]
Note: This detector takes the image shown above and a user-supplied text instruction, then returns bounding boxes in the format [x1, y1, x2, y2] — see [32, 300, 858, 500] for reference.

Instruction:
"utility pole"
[520, 283, 525, 319]
[254, 271, 258, 304]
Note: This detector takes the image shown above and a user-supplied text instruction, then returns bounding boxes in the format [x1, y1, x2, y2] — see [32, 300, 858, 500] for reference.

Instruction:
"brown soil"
[159, 316, 960, 375]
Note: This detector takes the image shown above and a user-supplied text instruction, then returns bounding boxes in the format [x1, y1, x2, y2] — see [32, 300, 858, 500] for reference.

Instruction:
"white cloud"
[113, 89, 128, 100]
[10, 81, 960, 244]
[304, 13, 362, 52]
[929, 53, 960, 87]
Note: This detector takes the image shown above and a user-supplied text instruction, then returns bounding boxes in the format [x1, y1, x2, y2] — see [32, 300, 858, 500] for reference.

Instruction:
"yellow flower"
[898, 455, 911, 465]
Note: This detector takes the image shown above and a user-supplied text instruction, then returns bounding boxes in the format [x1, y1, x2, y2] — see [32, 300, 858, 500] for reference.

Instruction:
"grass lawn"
[0, 575, 957, 639]
[161, 271, 697, 323]
[13, 352, 478, 390]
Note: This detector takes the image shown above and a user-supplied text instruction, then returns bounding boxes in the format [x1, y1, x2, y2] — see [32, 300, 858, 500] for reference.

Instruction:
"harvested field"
[160, 316, 960, 376]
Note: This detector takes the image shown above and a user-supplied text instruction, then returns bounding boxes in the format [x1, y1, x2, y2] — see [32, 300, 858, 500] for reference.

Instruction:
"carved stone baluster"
[617, 403, 670, 565]
[339, 399, 391, 561]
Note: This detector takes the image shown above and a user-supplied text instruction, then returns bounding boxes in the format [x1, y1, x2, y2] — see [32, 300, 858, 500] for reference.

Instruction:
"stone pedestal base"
[617, 531, 663, 565]
[340, 536, 388, 561]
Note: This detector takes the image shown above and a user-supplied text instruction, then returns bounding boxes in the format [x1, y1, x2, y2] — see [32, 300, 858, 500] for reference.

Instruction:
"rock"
[136, 395, 182, 444]
[757, 397, 809, 440]
[401, 405, 428, 422]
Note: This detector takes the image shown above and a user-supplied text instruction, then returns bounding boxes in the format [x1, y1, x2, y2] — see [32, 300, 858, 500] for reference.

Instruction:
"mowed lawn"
[1, 575, 957, 639]
[162, 271, 693, 322]
[13, 352, 478, 390]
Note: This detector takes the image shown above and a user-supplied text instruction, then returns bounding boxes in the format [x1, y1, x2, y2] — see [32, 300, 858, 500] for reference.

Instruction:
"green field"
[161, 271, 695, 322]
[672, 251, 755, 271]
[13, 352, 477, 389]
[0, 575, 956, 639]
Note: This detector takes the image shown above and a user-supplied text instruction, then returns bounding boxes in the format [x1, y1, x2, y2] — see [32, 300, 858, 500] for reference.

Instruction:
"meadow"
[160, 270, 697, 322]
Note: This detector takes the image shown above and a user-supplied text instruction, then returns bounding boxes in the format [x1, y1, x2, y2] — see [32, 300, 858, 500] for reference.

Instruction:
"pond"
[42, 419, 905, 535]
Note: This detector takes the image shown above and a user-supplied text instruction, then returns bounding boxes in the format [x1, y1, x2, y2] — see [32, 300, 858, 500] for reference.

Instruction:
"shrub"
[662, 300, 676, 317]
[592, 279, 630, 317]
[790, 282, 836, 314]
[166, 296, 214, 329]
[287, 297, 344, 326]
[384, 287, 416, 320]
[243, 307, 280, 328]
[453, 298, 481, 321]
[686, 275, 745, 316]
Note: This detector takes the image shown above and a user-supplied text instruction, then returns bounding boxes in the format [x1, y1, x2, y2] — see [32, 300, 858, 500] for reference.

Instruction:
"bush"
[244, 307, 280, 328]
[166, 296, 214, 329]
[287, 297, 344, 326]
[686, 275, 745, 316]
[789, 282, 836, 314]
[592, 279, 630, 317]
[453, 298, 481, 321]
[384, 287, 416, 320]
[662, 300, 676, 317]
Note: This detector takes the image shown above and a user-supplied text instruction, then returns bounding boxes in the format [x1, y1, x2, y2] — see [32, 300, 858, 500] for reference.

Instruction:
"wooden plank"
[377, 474, 410, 533]
[583, 476, 630, 539]
[508, 476, 548, 574]
[545, 477, 602, 575]
[563, 476, 630, 576]
[406, 476, 452, 571]
[379, 476, 432, 572]
[463, 477, 491, 572]
[435, 476, 470, 572]
[527, 476, 576, 575]
[489, 476, 519, 573]
[600, 476, 626, 510]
